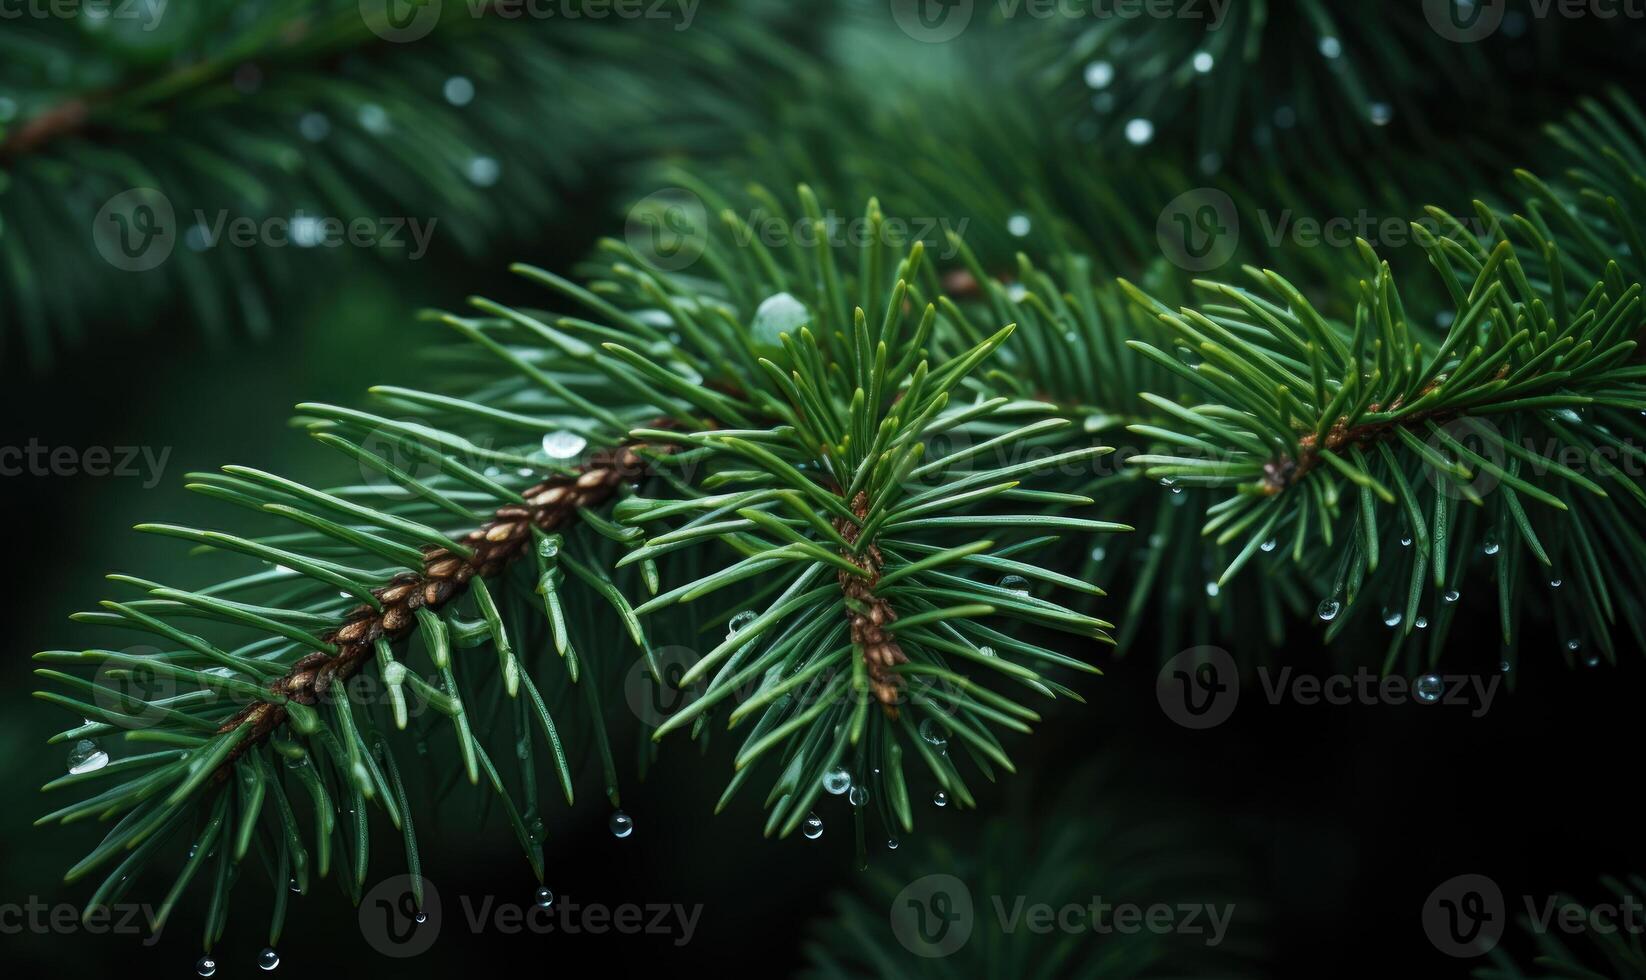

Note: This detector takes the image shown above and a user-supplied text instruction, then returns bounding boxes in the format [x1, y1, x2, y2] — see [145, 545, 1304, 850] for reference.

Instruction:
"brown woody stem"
[213, 437, 672, 776]
[832, 491, 907, 719]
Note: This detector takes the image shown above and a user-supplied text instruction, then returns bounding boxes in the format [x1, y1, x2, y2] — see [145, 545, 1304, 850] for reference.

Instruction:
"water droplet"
[1566, 638, 1582, 653]
[932, 790, 948, 808]
[1382, 607, 1403, 628]
[1415, 675, 1443, 703]
[1006, 213, 1032, 237]
[535, 885, 554, 908]
[1584, 654, 1601, 668]
[919, 718, 948, 748]
[357, 104, 390, 135]
[541, 430, 587, 460]
[1090, 545, 1107, 562]
[1369, 102, 1393, 126]
[1318, 36, 1343, 59]
[1499, 659, 1512, 674]
[527, 817, 545, 843]
[802, 813, 824, 839]
[997, 574, 1029, 595]
[465, 156, 501, 188]
[727, 610, 757, 639]
[1083, 60, 1114, 89]
[443, 75, 475, 107]
[1124, 118, 1155, 145]
[1205, 581, 1220, 597]
[1482, 537, 1501, 557]
[415, 911, 428, 924]
[1443, 590, 1460, 604]
[68, 739, 109, 775]
[848, 785, 868, 807]
[1260, 539, 1278, 553]
[1400, 535, 1413, 548]
[609, 810, 634, 839]
[1414, 616, 1429, 630]
[197, 956, 218, 977]
[288, 878, 301, 893]
[822, 768, 851, 795]
[1317, 598, 1341, 622]
[257, 947, 280, 971]
[1192, 51, 1215, 73]
[886, 837, 900, 850]
[298, 112, 330, 142]
[1549, 578, 1562, 589]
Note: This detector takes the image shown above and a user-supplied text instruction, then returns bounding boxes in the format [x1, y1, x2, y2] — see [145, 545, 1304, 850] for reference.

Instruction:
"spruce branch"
[33, 187, 1125, 955]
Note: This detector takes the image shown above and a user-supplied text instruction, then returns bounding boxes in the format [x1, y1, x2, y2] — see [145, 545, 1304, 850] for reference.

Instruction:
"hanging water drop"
[822, 768, 852, 795]
[918, 718, 948, 749]
[1083, 60, 1114, 89]
[802, 813, 824, 840]
[1124, 118, 1155, 145]
[932, 790, 948, 808]
[1192, 51, 1215, 73]
[1091, 545, 1107, 562]
[257, 947, 280, 971]
[196, 956, 218, 977]
[1549, 578, 1562, 589]
[727, 610, 757, 639]
[1482, 536, 1501, 557]
[1382, 607, 1402, 628]
[1400, 535, 1413, 548]
[1443, 590, 1461, 604]
[465, 156, 501, 188]
[357, 103, 390, 135]
[1006, 212, 1032, 238]
[67, 739, 108, 775]
[415, 911, 428, 924]
[443, 75, 476, 107]
[535, 885, 554, 909]
[1260, 539, 1278, 553]
[886, 837, 899, 850]
[1414, 616, 1429, 630]
[527, 817, 545, 843]
[1414, 675, 1443, 703]
[1318, 36, 1343, 59]
[1205, 581, 1219, 597]
[1584, 654, 1601, 668]
[298, 111, 330, 142]
[1499, 659, 1512, 674]
[1369, 102, 1393, 126]
[1317, 598, 1341, 622]
[609, 810, 634, 839]
[848, 785, 868, 807]
[1566, 638, 1582, 653]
